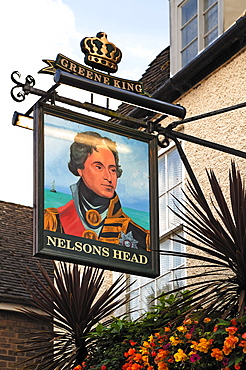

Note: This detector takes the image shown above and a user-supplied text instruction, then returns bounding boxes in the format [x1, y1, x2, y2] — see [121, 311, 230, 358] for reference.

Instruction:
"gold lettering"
[60, 58, 69, 69]
[103, 76, 110, 85]
[69, 63, 77, 73]
[113, 79, 121, 88]
[102, 247, 110, 257]
[47, 235, 57, 247]
[66, 239, 74, 250]
[57, 238, 67, 249]
[126, 82, 134, 92]
[83, 243, 92, 253]
[139, 255, 148, 264]
[130, 253, 139, 263]
[94, 73, 102, 83]
[121, 81, 126, 90]
[78, 66, 85, 76]
[75, 241, 83, 252]
[92, 244, 101, 255]
[86, 70, 93, 79]
[135, 84, 142, 93]
[113, 249, 124, 260]
[122, 251, 131, 261]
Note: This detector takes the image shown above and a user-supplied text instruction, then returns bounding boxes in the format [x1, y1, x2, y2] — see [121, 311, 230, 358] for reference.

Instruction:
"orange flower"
[203, 317, 211, 323]
[231, 319, 237, 326]
[211, 348, 224, 361]
[191, 338, 211, 353]
[131, 364, 142, 370]
[239, 340, 246, 353]
[73, 366, 82, 370]
[223, 335, 239, 355]
[226, 326, 238, 335]
[183, 318, 192, 325]
[242, 333, 246, 340]
[164, 327, 171, 332]
[185, 333, 192, 339]
[234, 364, 241, 370]
[133, 353, 143, 362]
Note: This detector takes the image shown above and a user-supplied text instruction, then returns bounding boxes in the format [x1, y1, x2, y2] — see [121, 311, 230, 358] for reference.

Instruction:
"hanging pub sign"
[33, 103, 160, 277]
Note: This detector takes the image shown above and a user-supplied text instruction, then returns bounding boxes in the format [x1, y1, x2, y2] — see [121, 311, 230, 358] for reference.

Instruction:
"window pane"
[173, 238, 185, 268]
[168, 185, 182, 229]
[158, 155, 166, 195]
[167, 149, 182, 189]
[204, 0, 217, 10]
[182, 0, 197, 25]
[141, 282, 155, 311]
[128, 290, 139, 321]
[182, 39, 198, 66]
[182, 16, 198, 48]
[159, 194, 167, 235]
[156, 272, 172, 295]
[204, 27, 218, 47]
[129, 274, 139, 290]
[160, 239, 172, 273]
[204, 4, 218, 34]
[173, 269, 185, 289]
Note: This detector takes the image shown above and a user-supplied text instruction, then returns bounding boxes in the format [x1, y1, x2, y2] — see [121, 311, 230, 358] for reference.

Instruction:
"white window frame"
[170, 0, 223, 76]
[117, 142, 186, 320]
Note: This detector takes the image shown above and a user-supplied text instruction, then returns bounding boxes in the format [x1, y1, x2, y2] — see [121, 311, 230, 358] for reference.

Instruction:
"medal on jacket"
[82, 229, 98, 240]
[85, 209, 101, 227]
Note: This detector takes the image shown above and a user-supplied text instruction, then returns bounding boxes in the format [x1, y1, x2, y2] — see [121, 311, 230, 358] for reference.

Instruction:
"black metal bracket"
[10, 71, 246, 160]
[10, 71, 36, 102]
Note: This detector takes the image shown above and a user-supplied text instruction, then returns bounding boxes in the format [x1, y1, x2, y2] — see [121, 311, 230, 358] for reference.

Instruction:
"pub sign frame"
[33, 103, 159, 277]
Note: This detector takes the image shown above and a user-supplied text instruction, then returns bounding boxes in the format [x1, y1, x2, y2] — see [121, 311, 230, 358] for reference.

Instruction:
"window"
[170, 0, 222, 75]
[126, 145, 185, 320]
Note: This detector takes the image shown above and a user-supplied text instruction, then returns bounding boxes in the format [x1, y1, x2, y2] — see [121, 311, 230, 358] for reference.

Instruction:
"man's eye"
[95, 165, 102, 170]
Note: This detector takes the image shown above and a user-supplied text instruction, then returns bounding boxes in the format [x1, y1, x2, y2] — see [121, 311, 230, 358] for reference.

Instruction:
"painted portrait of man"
[44, 131, 150, 250]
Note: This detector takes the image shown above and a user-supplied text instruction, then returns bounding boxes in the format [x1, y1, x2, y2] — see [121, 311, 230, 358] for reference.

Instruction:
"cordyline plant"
[18, 262, 130, 369]
[160, 162, 246, 320]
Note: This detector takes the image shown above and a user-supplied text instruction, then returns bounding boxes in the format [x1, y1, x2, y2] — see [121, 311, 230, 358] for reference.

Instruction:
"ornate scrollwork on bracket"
[157, 132, 170, 148]
[11, 71, 35, 102]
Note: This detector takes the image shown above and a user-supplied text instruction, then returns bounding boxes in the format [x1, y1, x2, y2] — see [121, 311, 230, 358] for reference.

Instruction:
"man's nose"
[103, 168, 112, 182]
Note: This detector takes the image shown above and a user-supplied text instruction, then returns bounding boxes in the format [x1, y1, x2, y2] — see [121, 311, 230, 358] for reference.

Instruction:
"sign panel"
[34, 103, 159, 277]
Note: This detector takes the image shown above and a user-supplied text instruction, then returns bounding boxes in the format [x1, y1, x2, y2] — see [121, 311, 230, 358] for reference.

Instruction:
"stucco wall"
[224, 0, 246, 31]
[160, 47, 246, 277]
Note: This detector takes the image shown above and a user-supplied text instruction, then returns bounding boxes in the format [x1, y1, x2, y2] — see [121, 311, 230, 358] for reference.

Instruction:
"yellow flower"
[174, 349, 188, 362]
[170, 336, 182, 346]
[148, 334, 154, 342]
[177, 325, 187, 333]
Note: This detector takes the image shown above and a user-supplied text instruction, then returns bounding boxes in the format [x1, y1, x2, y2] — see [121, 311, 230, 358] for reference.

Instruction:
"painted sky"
[0, 0, 169, 207]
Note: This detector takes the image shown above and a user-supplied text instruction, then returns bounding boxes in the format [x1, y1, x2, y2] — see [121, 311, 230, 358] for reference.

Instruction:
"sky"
[0, 0, 170, 207]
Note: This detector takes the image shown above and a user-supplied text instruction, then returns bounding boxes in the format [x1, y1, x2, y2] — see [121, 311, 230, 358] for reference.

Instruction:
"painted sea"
[44, 188, 150, 230]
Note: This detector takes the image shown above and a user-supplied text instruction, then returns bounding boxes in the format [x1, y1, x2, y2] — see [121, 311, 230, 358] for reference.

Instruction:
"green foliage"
[18, 262, 130, 369]
[84, 292, 191, 370]
[159, 162, 246, 320]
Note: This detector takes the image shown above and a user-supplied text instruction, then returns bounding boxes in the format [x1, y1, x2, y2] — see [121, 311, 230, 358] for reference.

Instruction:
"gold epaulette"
[44, 207, 59, 232]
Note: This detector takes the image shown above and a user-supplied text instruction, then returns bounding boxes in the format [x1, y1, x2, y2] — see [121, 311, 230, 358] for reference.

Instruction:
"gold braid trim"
[44, 207, 59, 232]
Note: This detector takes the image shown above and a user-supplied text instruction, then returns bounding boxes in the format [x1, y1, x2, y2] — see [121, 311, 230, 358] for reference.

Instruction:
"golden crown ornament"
[81, 32, 122, 73]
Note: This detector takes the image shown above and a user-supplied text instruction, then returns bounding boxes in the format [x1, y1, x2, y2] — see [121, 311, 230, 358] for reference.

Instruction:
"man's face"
[77, 145, 118, 198]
